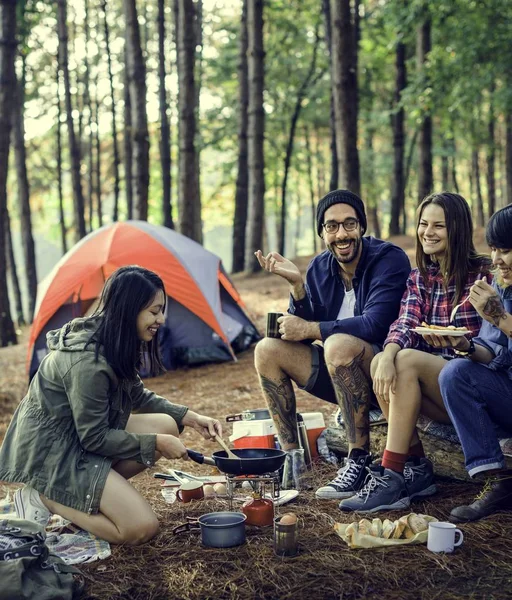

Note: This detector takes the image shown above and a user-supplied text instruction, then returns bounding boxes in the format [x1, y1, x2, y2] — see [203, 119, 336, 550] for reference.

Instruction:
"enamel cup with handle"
[427, 522, 464, 553]
[176, 481, 204, 503]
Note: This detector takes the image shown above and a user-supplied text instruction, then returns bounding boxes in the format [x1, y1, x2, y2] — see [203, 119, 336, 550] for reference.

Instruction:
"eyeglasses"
[322, 218, 359, 234]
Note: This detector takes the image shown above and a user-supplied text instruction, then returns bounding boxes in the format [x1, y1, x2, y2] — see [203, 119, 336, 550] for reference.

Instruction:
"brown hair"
[415, 192, 491, 304]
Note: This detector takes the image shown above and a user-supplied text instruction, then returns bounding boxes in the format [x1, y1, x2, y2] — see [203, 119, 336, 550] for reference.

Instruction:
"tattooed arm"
[469, 280, 512, 336]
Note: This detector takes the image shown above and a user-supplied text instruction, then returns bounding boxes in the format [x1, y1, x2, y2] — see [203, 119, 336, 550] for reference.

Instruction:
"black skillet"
[186, 448, 286, 475]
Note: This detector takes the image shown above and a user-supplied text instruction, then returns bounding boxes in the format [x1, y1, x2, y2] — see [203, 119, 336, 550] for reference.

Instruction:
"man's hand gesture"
[254, 250, 302, 287]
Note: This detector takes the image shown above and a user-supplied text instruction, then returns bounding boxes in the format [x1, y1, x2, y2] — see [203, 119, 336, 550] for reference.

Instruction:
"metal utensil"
[215, 435, 239, 460]
[450, 296, 470, 323]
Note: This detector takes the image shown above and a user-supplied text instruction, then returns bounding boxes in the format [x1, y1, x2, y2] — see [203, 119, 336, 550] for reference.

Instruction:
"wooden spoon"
[215, 435, 239, 460]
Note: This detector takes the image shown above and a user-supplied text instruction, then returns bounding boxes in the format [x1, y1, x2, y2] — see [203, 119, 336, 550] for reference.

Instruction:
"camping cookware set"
[173, 512, 247, 548]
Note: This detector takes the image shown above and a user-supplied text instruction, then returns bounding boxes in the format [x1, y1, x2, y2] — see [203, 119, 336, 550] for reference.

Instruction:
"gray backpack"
[0, 518, 84, 599]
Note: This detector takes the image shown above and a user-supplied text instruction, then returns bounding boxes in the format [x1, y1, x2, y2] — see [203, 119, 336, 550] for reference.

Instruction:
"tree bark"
[244, 0, 265, 272]
[278, 27, 320, 257]
[56, 57, 67, 254]
[416, 16, 433, 203]
[175, 0, 201, 240]
[389, 41, 406, 236]
[4, 208, 24, 326]
[232, 0, 249, 273]
[506, 110, 512, 206]
[11, 74, 37, 322]
[330, 0, 360, 195]
[322, 0, 338, 191]
[157, 0, 173, 229]
[472, 149, 484, 227]
[0, 0, 18, 346]
[102, 0, 121, 224]
[94, 70, 102, 227]
[123, 41, 133, 220]
[124, 0, 149, 221]
[193, 0, 203, 243]
[487, 94, 496, 218]
[304, 124, 319, 254]
[83, 0, 92, 231]
[57, 0, 86, 242]
[448, 131, 459, 194]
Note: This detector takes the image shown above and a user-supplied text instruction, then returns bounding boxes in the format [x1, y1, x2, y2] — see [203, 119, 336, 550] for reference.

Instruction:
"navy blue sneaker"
[404, 457, 437, 500]
[316, 450, 372, 500]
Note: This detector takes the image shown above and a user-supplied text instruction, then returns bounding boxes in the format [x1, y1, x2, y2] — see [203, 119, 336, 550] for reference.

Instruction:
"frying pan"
[187, 448, 287, 475]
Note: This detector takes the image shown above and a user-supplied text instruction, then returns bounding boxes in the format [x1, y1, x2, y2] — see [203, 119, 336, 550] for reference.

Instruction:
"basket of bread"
[334, 513, 438, 549]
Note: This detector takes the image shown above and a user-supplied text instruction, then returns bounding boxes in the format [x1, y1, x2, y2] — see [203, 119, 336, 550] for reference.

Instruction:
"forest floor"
[1, 233, 511, 599]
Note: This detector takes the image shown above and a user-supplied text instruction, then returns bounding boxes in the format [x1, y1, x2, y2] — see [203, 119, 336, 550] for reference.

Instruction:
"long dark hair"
[486, 205, 512, 249]
[91, 265, 165, 380]
[415, 192, 491, 304]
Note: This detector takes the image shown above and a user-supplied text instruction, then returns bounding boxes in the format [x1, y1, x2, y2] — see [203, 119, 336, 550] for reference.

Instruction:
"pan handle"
[187, 449, 216, 466]
[153, 473, 179, 482]
[172, 521, 201, 535]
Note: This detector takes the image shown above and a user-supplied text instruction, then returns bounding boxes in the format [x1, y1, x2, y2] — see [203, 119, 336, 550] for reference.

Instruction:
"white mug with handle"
[427, 522, 464, 553]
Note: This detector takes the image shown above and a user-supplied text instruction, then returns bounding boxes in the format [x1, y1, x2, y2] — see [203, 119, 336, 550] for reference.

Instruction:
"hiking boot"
[14, 486, 51, 527]
[316, 450, 372, 500]
[339, 466, 410, 513]
[449, 475, 512, 523]
[404, 457, 437, 500]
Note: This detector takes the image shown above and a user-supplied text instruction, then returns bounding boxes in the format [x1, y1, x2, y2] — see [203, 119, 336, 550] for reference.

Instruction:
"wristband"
[454, 338, 476, 356]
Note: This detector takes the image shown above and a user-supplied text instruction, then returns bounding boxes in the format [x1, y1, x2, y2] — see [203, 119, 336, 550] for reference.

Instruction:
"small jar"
[242, 492, 274, 526]
[274, 516, 298, 557]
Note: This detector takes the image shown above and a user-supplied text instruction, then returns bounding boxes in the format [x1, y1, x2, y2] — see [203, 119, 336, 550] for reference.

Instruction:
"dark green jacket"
[0, 317, 188, 514]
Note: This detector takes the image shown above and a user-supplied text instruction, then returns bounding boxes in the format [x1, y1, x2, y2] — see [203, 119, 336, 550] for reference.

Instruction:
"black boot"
[450, 474, 512, 523]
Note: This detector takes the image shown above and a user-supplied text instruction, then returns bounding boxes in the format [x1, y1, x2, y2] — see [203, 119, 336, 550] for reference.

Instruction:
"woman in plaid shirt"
[339, 192, 492, 513]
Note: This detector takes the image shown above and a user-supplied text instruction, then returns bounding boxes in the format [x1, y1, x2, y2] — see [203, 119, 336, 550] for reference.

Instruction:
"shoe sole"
[13, 489, 25, 519]
[409, 484, 437, 500]
[339, 497, 411, 513]
[315, 490, 358, 500]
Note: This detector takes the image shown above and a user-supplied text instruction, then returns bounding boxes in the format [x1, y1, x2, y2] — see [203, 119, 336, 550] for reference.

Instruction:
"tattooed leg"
[260, 375, 299, 449]
[329, 349, 371, 453]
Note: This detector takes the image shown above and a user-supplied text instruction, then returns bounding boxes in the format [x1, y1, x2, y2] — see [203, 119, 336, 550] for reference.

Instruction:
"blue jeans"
[439, 360, 512, 477]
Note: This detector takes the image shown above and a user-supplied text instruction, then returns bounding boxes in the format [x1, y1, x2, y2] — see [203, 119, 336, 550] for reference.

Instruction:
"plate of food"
[411, 322, 470, 337]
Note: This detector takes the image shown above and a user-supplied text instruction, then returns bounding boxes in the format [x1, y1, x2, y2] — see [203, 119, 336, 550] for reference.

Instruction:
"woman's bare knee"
[395, 349, 422, 375]
[120, 516, 160, 545]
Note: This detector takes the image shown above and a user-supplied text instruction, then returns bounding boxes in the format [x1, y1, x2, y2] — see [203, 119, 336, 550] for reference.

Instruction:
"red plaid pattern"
[384, 266, 491, 357]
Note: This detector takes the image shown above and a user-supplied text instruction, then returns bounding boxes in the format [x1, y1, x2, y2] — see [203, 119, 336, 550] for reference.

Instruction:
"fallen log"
[325, 422, 512, 482]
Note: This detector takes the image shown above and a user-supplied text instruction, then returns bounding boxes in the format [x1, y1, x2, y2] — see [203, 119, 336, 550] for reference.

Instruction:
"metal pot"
[173, 512, 247, 548]
[187, 448, 287, 475]
[225, 408, 271, 422]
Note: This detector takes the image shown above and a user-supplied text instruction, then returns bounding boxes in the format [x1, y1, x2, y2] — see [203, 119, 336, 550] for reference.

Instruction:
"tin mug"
[266, 312, 284, 339]
[176, 481, 204, 503]
[274, 516, 298, 557]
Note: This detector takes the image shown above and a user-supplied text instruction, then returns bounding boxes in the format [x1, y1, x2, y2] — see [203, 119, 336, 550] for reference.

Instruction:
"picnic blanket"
[333, 408, 512, 457]
[0, 493, 111, 565]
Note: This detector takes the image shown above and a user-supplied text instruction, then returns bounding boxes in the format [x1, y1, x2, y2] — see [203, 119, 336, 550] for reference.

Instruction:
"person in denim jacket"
[439, 205, 512, 522]
[0, 266, 222, 544]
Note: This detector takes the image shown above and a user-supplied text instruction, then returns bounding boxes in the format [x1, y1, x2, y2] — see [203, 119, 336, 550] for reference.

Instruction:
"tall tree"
[157, 0, 173, 228]
[12, 72, 37, 321]
[102, 0, 121, 224]
[123, 42, 133, 220]
[389, 40, 406, 236]
[506, 110, 512, 205]
[244, 0, 265, 271]
[83, 0, 93, 230]
[57, 0, 86, 242]
[231, 0, 248, 273]
[175, 0, 201, 240]
[0, 0, 18, 346]
[322, 0, 338, 191]
[486, 86, 496, 217]
[416, 13, 433, 203]
[124, 0, 149, 220]
[4, 208, 24, 326]
[330, 0, 360, 195]
[471, 148, 484, 226]
[56, 57, 67, 254]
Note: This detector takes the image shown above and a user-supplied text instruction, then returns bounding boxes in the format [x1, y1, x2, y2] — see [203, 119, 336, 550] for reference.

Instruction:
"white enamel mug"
[427, 522, 464, 553]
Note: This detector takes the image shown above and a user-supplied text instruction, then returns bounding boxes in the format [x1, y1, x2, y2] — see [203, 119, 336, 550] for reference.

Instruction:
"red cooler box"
[300, 412, 326, 459]
[229, 419, 276, 449]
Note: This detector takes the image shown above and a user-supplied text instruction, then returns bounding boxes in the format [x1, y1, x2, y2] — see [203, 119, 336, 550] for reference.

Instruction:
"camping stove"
[225, 472, 281, 511]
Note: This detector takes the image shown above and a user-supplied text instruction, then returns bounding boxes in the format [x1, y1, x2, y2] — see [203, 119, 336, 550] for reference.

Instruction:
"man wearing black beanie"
[254, 189, 410, 499]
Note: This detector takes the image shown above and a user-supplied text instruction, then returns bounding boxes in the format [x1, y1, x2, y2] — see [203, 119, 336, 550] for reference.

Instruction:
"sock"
[407, 441, 425, 459]
[382, 449, 407, 474]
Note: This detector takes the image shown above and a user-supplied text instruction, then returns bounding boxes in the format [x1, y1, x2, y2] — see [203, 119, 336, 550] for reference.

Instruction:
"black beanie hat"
[316, 189, 367, 236]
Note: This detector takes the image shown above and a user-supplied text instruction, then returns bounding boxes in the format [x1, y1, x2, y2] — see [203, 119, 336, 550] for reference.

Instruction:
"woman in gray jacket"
[0, 266, 222, 545]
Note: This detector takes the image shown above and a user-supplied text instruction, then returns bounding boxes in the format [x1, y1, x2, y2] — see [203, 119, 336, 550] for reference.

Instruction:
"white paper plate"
[411, 327, 470, 337]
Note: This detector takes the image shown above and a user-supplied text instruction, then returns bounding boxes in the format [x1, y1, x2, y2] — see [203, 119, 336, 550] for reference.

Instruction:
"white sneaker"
[14, 486, 51, 527]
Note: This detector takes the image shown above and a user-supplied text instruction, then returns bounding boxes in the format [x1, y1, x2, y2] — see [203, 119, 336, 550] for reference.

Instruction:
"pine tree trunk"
[123, 41, 133, 220]
[487, 100, 496, 218]
[56, 58, 67, 254]
[232, 0, 249, 273]
[193, 0, 203, 243]
[449, 132, 459, 194]
[416, 16, 433, 203]
[0, 0, 18, 346]
[102, 0, 121, 224]
[124, 0, 149, 221]
[304, 125, 318, 254]
[330, 0, 360, 195]
[83, 0, 92, 231]
[57, 0, 86, 242]
[244, 0, 266, 272]
[441, 152, 449, 189]
[4, 208, 24, 326]
[389, 41, 406, 236]
[175, 0, 200, 240]
[11, 75, 37, 322]
[322, 0, 338, 191]
[157, 0, 173, 229]
[472, 149, 484, 227]
[94, 80, 102, 227]
[506, 111, 512, 206]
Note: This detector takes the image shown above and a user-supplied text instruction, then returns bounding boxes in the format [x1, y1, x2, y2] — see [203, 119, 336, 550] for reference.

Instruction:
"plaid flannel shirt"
[384, 265, 491, 357]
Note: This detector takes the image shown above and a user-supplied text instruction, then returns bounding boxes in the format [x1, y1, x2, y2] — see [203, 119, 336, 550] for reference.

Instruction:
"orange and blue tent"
[28, 220, 260, 378]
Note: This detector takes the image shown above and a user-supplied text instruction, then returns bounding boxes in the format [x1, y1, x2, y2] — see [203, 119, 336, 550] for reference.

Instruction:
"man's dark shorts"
[298, 342, 381, 405]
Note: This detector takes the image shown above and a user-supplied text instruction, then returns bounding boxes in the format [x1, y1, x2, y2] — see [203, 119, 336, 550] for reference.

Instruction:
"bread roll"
[407, 513, 429, 534]
[370, 518, 383, 538]
[392, 516, 407, 539]
[382, 519, 396, 539]
[358, 518, 372, 536]
[345, 522, 359, 541]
